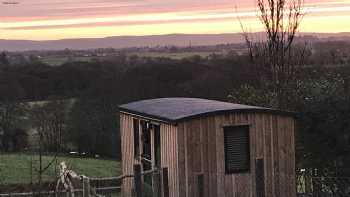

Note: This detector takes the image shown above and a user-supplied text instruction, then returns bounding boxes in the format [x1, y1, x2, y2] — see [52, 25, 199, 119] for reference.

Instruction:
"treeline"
[0, 52, 350, 175]
[0, 54, 253, 158]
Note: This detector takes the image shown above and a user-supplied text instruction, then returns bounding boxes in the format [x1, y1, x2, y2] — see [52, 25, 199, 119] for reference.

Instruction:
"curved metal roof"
[119, 98, 294, 123]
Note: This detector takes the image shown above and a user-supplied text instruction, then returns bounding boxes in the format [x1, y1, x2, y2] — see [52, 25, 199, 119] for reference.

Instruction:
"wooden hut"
[119, 98, 296, 197]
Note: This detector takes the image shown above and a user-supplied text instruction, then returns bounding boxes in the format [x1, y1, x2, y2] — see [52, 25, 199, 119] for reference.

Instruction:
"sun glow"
[0, 0, 349, 40]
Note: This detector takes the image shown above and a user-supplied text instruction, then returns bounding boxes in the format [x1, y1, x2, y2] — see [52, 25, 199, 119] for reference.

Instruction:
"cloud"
[0, 0, 349, 40]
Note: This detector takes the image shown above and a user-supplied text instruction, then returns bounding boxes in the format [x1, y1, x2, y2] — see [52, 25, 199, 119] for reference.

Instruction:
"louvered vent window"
[224, 125, 250, 174]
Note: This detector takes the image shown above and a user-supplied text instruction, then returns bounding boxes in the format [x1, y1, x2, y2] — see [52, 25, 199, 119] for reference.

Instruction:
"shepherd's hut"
[119, 98, 296, 197]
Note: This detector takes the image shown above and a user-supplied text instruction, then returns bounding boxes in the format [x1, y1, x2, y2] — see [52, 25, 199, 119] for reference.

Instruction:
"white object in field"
[55, 161, 104, 197]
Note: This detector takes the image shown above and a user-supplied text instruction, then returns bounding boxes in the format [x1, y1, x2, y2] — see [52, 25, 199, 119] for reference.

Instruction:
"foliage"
[0, 78, 28, 152]
[298, 97, 350, 172]
[296, 75, 350, 174]
[68, 96, 120, 158]
[227, 84, 278, 108]
[241, 0, 306, 109]
[0, 47, 349, 172]
[29, 99, 68, 152]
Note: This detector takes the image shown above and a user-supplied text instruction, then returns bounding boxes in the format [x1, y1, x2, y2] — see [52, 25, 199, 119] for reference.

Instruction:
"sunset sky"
[0, 0, 350, 40]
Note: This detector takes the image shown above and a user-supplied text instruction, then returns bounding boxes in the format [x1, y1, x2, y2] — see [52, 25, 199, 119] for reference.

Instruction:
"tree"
[30, 99, 67, 152]
[67, 76, 121, 158]
[0, 79, 27, 152]
[68, 97, 120, 158]
[0, 51, 9, 67]
[28, 99, 68, 195]
[241, 0, 305, 109]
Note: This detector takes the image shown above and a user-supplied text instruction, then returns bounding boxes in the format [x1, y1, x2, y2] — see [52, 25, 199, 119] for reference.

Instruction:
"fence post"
[162, 168, 169, 197]
[197, 174, 204, 197]
[256, 158, 265, 197]
[134, 164, 143, 197]
[83, 176, 91, 197]
[153, 170, 161, 197]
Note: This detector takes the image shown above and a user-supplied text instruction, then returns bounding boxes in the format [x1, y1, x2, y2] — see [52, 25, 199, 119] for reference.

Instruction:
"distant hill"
[1, 32, 350, 51]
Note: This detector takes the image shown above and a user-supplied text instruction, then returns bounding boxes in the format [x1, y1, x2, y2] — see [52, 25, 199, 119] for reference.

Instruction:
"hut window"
[133, 119, 139, 158]
[224, 125, 250, 174]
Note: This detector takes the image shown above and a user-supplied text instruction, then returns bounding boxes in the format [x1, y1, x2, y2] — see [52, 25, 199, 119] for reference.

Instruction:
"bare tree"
[30, 99, 66, 152]
[29, 99, 67, 195]
[241, 0, 306, 109]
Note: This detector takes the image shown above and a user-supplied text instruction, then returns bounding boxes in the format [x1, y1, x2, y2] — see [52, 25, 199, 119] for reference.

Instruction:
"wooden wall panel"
[120, 113, 135, 197]
[177, 123, 186, 197]
[176, 113, 295, 197]
[120, 113, 180, 197]
[160, 124, 179, 197]
[121, 111, 295, 197]
[264, 114, 273, 197]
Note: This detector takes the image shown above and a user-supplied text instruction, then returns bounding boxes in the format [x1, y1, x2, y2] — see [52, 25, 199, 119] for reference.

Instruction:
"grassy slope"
[0, 154, 121, 185]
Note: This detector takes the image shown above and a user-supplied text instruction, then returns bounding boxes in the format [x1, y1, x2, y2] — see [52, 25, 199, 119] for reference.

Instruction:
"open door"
[140, 120, 162, 197]
[140, 121, 161, 169]
[153, 124, 161, 168]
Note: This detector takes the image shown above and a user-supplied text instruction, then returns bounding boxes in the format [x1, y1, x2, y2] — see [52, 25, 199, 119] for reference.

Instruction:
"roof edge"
[118, 106, 296, 123]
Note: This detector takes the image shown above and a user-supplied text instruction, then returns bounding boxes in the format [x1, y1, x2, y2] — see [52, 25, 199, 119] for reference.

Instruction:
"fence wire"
[297, 175, 350, 197]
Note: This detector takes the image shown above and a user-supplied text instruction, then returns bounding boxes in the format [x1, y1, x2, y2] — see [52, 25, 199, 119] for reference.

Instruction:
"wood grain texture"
[120, 111, 296, 197]
[177, 113, 295, 197]
[120, 113, 135, 197]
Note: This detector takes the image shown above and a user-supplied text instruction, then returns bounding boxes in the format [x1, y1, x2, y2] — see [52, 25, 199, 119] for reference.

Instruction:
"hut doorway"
[140, 120, 162, 192]
[140, 121, 161, 170]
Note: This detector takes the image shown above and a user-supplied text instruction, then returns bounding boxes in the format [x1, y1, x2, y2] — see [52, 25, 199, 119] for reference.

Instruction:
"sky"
[0, 0, 350, 40]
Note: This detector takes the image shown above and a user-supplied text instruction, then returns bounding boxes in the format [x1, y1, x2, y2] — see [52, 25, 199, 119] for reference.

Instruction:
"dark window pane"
[154, 125, 161, 167]
[224, 125, 250, 174]
[133, 119, 139, 158]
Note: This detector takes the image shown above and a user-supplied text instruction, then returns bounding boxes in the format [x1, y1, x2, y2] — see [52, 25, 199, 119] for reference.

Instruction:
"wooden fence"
[0, 165, 168, 197]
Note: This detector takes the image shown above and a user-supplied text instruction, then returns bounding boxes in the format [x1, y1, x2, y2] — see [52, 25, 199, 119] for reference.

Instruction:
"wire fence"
[3, 161, 350, 197]
[0, 165, 165, 197]
[297, 174, 350, 197]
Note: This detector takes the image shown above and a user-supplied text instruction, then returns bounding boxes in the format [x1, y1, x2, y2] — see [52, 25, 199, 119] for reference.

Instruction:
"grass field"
[40, 51, 223, 66]
[0, 154, 121, 185]
[130, 51, 221, 59]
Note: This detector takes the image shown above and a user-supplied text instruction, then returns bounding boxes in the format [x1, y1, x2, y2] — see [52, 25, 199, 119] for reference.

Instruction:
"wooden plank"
[120, 114, 134, 197]
[193, 119, 202, 173]
[177, 123, 186, 197]
[264, 114, 273, 197]
[200, 117, 210, 197]
[230, 114, 237, 197]
[186, 121, 194, 197]
[250, 113, 257, 197]
[215, 115, 225, 197]
[208, 116, 217, 197]
[290, 118, 296, 197]
[272, 115, 280, 197]
[278, 116, 287, 197]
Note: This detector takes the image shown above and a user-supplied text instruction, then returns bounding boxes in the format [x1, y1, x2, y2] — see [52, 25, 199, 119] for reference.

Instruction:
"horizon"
[0, 31, 350, 42]
[0, 0, 350, 40]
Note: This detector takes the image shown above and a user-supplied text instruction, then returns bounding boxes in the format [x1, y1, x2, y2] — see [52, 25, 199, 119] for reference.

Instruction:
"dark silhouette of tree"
[0, 52, 9, 67]
[241, 0, 305, 109]
[0, 79, 27, 152]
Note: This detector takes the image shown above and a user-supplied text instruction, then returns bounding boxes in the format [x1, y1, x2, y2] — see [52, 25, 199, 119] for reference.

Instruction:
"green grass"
[0, 153, 121, 185]
[130, 51, 220, 59]
[39, 51, 223, 66]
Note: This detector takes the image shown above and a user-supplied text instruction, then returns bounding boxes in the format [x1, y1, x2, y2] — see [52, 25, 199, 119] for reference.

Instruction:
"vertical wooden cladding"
[178, 112, 296, 197]
[120, 113, 179, 197]
[120, 113, 135, 197]
[160, 123, 179, 197]
[121, 111, 295, 197]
